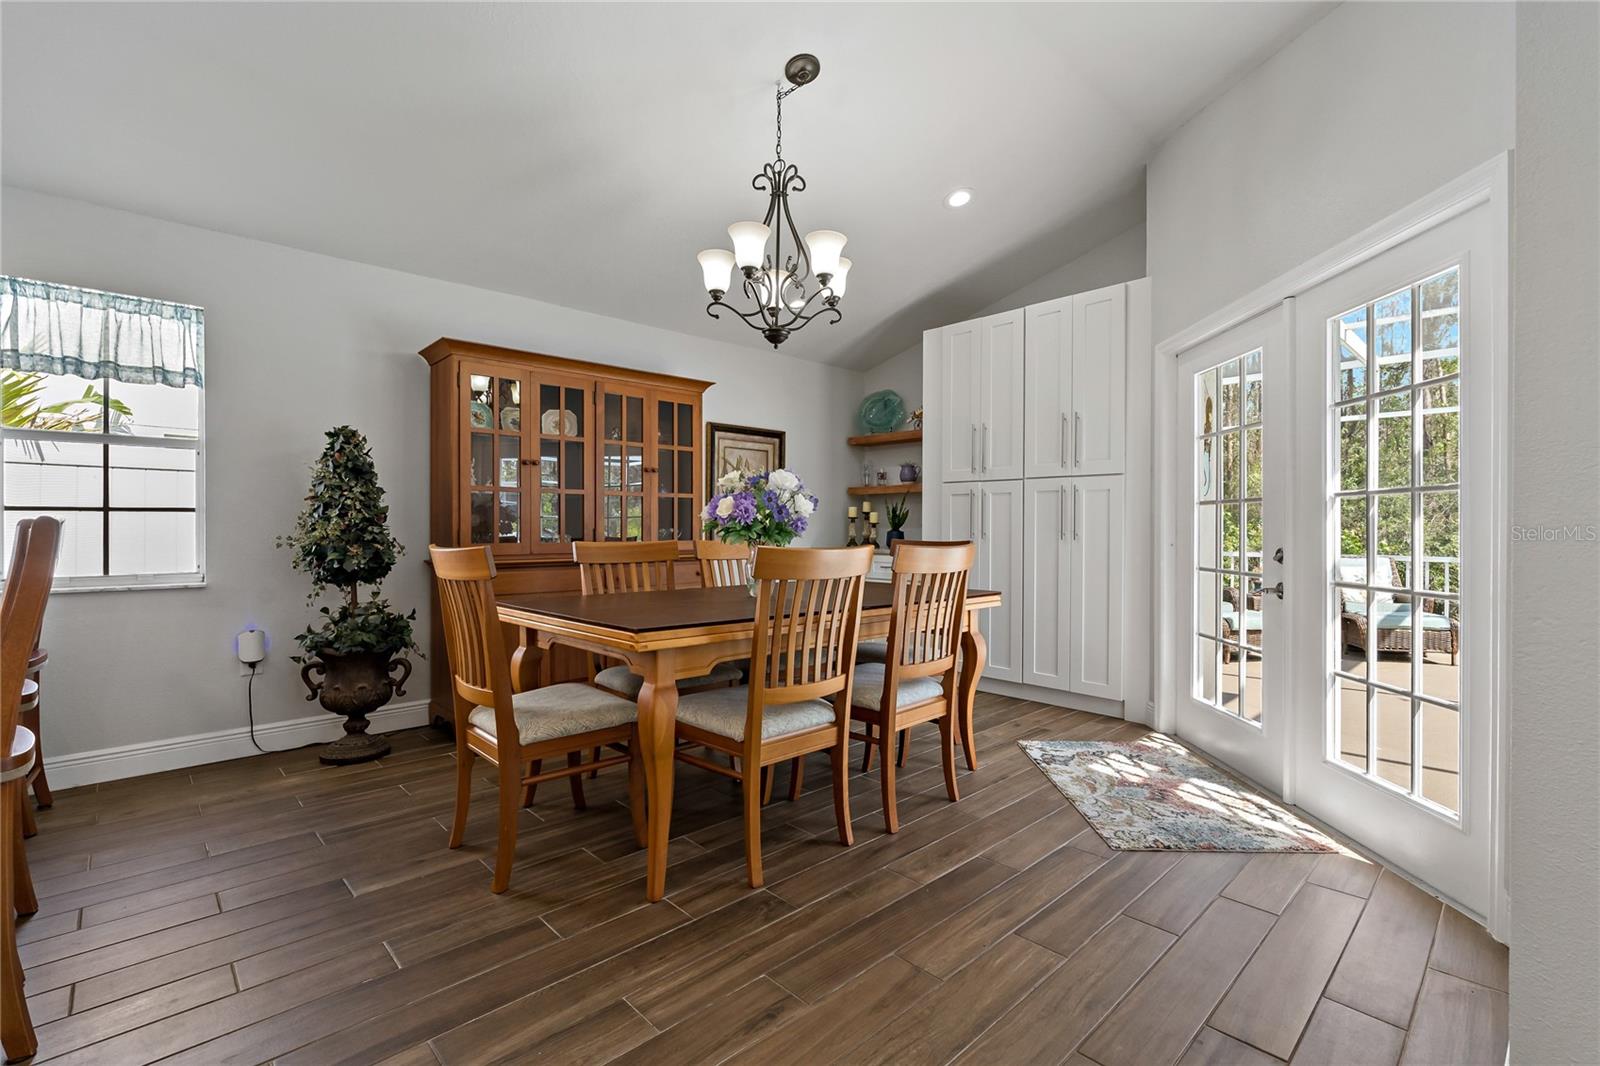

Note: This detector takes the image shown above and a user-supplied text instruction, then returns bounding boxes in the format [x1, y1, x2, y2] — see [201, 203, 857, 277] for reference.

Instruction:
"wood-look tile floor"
[15, 695, 1509, 1065]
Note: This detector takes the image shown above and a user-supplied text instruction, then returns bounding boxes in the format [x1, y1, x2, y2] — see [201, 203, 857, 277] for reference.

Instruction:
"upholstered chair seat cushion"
[675, 685, 836, 743]
[855, 640, 888, 664]
[850, 662, 945, 712]
[467, 683, 636, 746]
[593, 661, 743, 699]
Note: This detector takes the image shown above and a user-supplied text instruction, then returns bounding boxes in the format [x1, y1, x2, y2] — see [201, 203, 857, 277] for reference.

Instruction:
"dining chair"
[430, 544, 644, 894]
[848, 540, 974, 833]
[694, 538, 754, 588]
[2, 516, 60, 1063]
[574, 541, 743, 699]
[673, 544, 873, 887]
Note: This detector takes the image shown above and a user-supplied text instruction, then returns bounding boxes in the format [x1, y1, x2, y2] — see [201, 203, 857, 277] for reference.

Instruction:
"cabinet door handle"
[1072, 485, 1080, 541]
[981, 492, 989, 539]
[983, 424, 990, 472]
[970, 424, 977, 471]
[1058, 486, 1066, 541]
[1074, 413, 1083, 468]
[969, 492, 977, 539]
[1061, 413, 1069, 466]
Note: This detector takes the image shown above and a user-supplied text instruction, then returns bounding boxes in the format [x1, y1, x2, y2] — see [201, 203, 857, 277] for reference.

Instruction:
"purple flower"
[729, 492, 758, 524]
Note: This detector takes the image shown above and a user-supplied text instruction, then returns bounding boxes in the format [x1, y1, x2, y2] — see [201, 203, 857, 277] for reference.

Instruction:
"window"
[1328, 266, 1461, 816]
[1, 277, 204, 589]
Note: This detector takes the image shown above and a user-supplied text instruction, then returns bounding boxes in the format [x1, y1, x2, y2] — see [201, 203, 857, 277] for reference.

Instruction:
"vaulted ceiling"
[1, 2, 1329, 368]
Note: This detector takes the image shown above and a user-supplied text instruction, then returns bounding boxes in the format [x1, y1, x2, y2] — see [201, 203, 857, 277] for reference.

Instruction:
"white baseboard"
[43, 699, 433, 790]
[977, 678, 1125, 719]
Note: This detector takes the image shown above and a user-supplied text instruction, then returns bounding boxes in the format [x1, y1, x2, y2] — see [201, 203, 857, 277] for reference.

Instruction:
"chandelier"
[695, 53, 850, 350]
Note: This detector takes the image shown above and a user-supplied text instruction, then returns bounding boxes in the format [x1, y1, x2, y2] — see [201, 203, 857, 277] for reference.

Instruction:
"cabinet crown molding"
[418, 337, 714, 393]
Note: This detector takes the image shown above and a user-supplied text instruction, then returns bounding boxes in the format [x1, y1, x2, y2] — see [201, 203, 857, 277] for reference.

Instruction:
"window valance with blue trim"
[0, 276, 204, 389]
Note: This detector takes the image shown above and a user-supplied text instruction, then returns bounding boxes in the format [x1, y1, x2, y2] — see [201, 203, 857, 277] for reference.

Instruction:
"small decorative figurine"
[910, 407, 924, 430]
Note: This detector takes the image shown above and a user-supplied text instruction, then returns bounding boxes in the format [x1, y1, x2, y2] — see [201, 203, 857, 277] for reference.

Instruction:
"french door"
[1171, 190, 1502, 921]
[1174, 308, 1292, 792]
[1287, 202, 1499, 919]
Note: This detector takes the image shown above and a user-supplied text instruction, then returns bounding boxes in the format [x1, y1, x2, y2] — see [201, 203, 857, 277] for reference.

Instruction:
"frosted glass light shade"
[696, 249, 735, 294]
[829, 257, 851, 299]
[804, 230, 847, 278]
[728, 221, 770, 270]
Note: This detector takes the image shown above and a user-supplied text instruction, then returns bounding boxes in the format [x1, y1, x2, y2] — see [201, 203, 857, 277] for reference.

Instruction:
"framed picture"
[706, 422, 787, 488]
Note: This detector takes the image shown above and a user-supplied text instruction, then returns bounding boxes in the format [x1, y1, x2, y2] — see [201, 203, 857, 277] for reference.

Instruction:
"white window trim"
[1, 379, 207, 592]
[1154, 154, 1511, 941]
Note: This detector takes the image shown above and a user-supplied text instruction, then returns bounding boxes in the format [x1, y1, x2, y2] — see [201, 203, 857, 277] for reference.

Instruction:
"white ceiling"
[0, 2, 1330, 369]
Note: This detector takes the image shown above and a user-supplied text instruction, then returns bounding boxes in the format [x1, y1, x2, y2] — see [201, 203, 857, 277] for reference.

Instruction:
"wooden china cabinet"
[419, 337, 712, 721]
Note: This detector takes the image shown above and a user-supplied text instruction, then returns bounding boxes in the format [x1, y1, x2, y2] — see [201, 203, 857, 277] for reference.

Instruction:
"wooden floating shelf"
[850, 483, 921, 496]
[847, 429, 922, 447]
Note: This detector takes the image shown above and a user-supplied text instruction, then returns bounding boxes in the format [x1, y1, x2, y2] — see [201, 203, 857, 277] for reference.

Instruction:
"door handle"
[970, 492, 977, 539]
[1273, 547, 1285, 564]
[983, 424, 990, 472]
[970, 424, 977, 471]
[982, 493, 989, 539]
[1264, 581, 1284, 599]
[1058, 486, 1066, 541]
[1074, 413, 1083, 468]
[1072, 485, 1079, 540]
[1061, 413, 1069, 466]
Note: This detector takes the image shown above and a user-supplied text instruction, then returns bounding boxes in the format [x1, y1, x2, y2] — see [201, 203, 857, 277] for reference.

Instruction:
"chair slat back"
[2, 517, 59, 755]
[429, 545, 512, 723]
[885, 541, 975, 679]
[574, 541, 680, 594]
[695, 539, 754, 588]
[749, 546, 873, 714]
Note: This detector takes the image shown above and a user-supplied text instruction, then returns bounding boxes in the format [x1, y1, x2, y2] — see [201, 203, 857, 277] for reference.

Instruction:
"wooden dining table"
[497, 582, 1002, 901]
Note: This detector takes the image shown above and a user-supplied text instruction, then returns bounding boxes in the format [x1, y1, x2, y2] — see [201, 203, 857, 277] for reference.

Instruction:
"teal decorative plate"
[469, 401, 493, 429]
[857, 390, 907, 434]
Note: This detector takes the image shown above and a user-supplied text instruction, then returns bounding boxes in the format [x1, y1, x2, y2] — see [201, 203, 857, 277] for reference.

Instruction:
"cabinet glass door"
[654, 393, 699, 543]
[600, 384, 647, 540]
[535, 375, 591, 550]
[464, 368, 529, 555]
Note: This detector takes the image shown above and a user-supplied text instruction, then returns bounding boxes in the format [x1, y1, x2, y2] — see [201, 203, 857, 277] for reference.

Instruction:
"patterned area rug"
[1020, 735, 1342, 853]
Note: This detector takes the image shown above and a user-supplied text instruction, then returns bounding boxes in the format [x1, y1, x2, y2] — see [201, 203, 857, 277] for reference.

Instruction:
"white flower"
[795, 494, 815, 516]
[768, 468, 800, 493]
[717, 469, 744, 492]
[715, 496, 735, 519]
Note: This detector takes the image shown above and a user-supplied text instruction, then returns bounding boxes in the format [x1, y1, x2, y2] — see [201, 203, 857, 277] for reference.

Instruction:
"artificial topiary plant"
[277, 425, 418, 662]
[278, 426, 418, 764]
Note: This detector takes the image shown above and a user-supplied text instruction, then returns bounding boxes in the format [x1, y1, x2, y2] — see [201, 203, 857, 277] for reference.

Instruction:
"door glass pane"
[539, 491, 559, 543]
[678, 499, 693, 541]
[540, 384, 560, 431]
[498, 437, 521, 488]
[540, 440, 559, 487]
[659, 498, 675, 540]
[497, 492, 521, 543]
[626, 496, 642, 540]
[657, 400, 675, 445]
[603, 445, 621, 488]
[678, 451, 693, 497]
[1327, 266, 1463, 816]
[470, 434, 492, 487]
[677, 404, 693, 446]
[604, 393, 622, 441]
[563, 494, 585, 542]
[659, 450, 675, 493]
[469, 491, 493, 544]
[1192, 346, 1267, 726]
[603, 495, 621, 540]
[625, 447, 643, 490]
[564, 441, 585, 490]
[565, 387, 586, 437]
[497, 378, 521, 428]
[625, 396, 644, 442]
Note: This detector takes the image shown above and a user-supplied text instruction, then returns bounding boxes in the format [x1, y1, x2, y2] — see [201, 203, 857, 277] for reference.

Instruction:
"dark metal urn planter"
[300, 650, 412, 764]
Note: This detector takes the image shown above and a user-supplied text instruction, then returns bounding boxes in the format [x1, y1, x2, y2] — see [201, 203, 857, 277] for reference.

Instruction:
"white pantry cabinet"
[923, 278, 1148, 713]
[941, 480, 1024, 683]
[1024, 285, 1127, 478]
[940, 309, 1024, 483]
[1023, 476, 1125, 699]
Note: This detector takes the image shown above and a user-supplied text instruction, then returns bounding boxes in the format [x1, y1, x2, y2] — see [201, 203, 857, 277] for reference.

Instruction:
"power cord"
[246, 662, 267, 753]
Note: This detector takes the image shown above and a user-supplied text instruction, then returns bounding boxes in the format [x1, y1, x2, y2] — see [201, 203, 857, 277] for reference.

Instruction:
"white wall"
[1509, 3, 1600, 1058]
[0, 187, 861, 764]
[1147, 2, 1515, 340]
[855, 221, 1148, 537]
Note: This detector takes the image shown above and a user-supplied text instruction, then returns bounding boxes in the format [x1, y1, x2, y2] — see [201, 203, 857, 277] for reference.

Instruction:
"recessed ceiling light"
[946, 188, 973, 208]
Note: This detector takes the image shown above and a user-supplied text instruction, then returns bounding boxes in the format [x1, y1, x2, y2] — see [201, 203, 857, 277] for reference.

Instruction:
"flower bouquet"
[703, 467, 817, 592]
